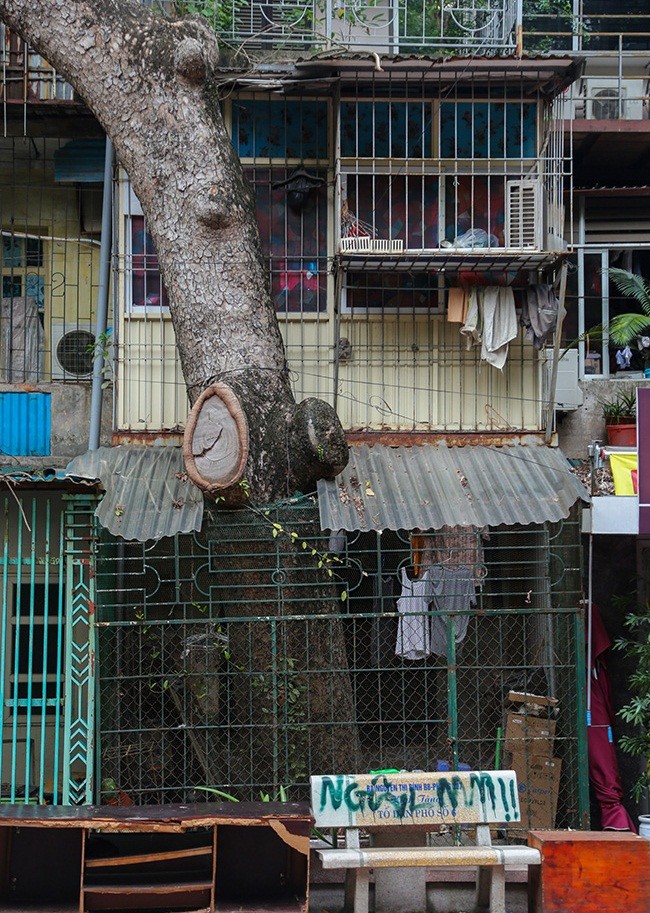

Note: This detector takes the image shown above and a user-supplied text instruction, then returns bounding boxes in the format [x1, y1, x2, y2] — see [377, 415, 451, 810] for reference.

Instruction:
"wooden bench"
[310, 770, 541, 913]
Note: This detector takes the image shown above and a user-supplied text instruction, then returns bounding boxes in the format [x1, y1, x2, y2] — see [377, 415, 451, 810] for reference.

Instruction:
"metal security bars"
[0, 136, 104, 393]
[95, 501, 586, 831]
[0, 492, 97, 805]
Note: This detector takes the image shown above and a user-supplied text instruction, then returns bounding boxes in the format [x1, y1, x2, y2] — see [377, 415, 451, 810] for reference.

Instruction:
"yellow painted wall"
[117, 302, 541, 433]
[0, 138, 100, 377]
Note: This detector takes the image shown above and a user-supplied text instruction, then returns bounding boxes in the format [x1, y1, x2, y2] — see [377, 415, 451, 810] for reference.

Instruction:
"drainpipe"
[88, 137, 114, 451]
[544, 260, 569, 444]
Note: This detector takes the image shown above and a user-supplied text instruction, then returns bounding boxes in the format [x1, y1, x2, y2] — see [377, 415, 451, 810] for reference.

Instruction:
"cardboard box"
[504, 691, 558, 756]
[504, 711, 556, 755]
[510, 751, 562, 830]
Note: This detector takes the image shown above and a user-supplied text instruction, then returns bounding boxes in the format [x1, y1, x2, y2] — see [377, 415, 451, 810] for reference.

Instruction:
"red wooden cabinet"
[527, 830, 650, 913]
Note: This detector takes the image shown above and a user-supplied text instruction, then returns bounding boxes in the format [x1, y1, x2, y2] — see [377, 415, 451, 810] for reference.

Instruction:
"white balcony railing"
[151, 0, 521, 54]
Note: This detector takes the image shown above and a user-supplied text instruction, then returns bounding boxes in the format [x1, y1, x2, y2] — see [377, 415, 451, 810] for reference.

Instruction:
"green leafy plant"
[607, 269, 650, 370]
[614, 603, 650, 802]
[601, 389, 637, 426]
[194, 785, 241, 802]
[86, 329, 114, 389]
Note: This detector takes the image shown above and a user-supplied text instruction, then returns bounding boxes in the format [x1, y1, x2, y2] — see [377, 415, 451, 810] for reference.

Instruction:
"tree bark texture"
[0, 0, 348, 503]
[200, 503, 362, 792]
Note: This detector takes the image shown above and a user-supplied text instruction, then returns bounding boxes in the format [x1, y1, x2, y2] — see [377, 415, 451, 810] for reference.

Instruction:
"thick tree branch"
[0, 0, 348, 502]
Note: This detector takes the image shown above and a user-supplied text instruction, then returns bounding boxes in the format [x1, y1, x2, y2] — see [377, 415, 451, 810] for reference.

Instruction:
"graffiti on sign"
[310, 771, 520, 828]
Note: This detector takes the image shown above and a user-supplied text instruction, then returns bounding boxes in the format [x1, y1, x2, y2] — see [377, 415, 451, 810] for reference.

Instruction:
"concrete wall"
[557, 376, 649, 459]
[47, 382, 112, 458]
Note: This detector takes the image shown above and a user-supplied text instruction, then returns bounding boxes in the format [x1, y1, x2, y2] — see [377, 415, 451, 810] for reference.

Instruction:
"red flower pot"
[606, 423, 637, 447]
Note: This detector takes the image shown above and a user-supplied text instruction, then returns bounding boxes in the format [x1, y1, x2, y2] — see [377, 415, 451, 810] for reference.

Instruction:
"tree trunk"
[0, 0, 358, 782]
[0, 0, 347, 503]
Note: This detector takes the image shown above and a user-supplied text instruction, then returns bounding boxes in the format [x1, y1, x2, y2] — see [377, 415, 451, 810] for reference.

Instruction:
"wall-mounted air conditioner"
[50, 322, 97, 380]
[584, 77, 647, 121]
[505, 180, 542, 250]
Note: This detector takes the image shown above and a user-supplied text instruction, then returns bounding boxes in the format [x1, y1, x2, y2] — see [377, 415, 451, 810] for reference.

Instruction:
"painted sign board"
[310, 770, 521, 828]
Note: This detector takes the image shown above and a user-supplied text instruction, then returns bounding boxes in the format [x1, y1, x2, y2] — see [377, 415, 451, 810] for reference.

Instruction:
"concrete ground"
[309, 879, 530, 913]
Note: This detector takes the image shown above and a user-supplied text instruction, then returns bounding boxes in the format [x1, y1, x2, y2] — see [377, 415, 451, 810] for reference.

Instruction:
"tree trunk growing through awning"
[0, 0, 357, 786]
[0, 0, 348, 505]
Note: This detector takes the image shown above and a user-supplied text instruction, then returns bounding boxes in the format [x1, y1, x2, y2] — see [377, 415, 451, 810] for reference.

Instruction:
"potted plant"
[601, 389, 637, 446]
[614, 602, 650, 836]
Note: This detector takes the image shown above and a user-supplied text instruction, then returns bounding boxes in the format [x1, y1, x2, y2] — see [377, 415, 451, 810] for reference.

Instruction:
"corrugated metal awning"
[66, 445, 204, 541]
[317, 443, 589, 532]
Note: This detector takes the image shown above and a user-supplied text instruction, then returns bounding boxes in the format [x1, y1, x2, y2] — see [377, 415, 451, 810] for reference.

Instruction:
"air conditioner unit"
[545, 348, 583, 412]
[505, 180, 542, 250]
[50, 322, 97, 380]
[585, 78, 646, 120]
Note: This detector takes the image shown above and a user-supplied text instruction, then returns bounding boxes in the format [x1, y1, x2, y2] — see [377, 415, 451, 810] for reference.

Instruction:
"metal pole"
[88, 137, 114, 451]
[544, 260, 568, 443]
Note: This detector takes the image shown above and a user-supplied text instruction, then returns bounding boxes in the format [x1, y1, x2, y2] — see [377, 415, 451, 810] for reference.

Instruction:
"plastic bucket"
[639, 815, 650, 839]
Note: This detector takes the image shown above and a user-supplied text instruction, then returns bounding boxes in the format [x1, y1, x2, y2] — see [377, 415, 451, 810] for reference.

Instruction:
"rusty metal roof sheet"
[317, 442, 589, 532]
[65, 445, 204, 542]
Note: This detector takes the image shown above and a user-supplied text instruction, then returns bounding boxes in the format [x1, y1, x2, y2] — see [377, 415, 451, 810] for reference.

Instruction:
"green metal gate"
[0, 491, 97, 804]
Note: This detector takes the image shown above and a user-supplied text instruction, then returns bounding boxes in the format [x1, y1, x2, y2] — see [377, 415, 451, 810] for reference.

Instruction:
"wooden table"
[527, 829, 650, 913]
[0, 801, 312, 913]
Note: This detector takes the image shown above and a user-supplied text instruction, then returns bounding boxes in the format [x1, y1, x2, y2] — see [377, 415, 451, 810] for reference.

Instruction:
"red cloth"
[587, 603, 637, 832]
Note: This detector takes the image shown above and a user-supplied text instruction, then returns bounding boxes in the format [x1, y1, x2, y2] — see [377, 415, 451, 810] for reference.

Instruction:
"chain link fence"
[96, 501, 586, 831]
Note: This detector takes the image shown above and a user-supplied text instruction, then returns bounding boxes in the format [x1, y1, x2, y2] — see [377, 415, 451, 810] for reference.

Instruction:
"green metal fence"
[0, 491, 97, 805]
[95, 500, 587, 830]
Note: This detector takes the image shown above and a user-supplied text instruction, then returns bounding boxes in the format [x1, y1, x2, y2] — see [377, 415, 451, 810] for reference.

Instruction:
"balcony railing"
[150, 0, 521, 54]
[523, 9, 650, 54]
[1, 25, 74, 103]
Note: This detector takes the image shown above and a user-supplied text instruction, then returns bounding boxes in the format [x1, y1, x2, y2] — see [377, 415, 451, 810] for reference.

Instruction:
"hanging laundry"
[395, 566, 432, 661]
[427, 565, 477, 659]
[520, 284, 565, 350]
[460, 287, 481, 349]
[615, 346, 633, 370]
[480, 286, 517, 370]
[447, 287, 467, 324]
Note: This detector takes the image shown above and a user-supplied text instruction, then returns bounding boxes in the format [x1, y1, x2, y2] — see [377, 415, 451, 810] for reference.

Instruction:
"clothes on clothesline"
[428, 565, 476, 658]
[615, 346, 633, 370]
[448, 283, 564, 367]
[395, 566, 432, 660]
[520, 284, 565, 350]
[455, 286, 517, 369]
[479, 286, 518, 370]
[459, 288, 481, 349]
[395, 565, 477, 661]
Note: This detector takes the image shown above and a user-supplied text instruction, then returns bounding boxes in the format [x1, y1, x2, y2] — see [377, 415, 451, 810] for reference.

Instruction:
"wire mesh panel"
[0, 136, 103, 387]
[96, 501, 586, 831]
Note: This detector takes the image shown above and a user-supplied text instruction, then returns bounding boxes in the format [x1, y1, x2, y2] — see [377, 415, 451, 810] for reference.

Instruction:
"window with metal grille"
[7, 582, 64, 715]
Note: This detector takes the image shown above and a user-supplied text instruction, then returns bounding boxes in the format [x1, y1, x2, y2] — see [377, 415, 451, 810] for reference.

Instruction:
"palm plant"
[608, 268, 650, 369]
[614, 602, 650, 803]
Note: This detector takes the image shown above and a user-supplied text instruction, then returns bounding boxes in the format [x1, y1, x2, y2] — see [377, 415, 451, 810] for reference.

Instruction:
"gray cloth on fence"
[395, 567, 432, 661]
[428, 565, 477, 658]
